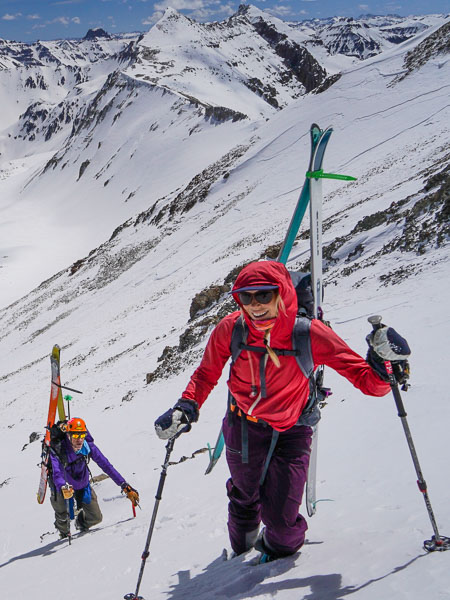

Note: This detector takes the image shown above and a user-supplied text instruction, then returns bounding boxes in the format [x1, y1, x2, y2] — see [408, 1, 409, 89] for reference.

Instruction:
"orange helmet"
[67, 417, 87, 434]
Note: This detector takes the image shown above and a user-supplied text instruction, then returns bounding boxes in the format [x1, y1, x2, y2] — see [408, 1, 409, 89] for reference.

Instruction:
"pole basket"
[124, 594, 144, 600]
[423, 535, 450, 552]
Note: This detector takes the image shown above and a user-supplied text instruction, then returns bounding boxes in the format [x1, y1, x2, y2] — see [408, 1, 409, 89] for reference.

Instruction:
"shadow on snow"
[0, 517, 134, 570]
[164, 549, 425, 600]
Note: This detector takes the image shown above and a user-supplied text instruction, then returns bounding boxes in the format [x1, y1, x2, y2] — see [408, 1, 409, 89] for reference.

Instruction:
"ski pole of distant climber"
[124, 428, 189, 600]
[65, 499, 72, 545]
[368, 315, 450, 552]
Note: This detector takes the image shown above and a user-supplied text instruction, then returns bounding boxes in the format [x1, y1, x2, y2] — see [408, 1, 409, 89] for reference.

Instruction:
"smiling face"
[240, 290, 279, 321]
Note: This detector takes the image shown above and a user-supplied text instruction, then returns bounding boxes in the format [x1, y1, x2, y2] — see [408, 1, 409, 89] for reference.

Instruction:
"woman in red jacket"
[155, 261, 409, 561]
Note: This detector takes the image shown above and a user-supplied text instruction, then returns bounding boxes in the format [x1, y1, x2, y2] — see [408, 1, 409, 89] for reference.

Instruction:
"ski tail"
[205, 429, 225, 474]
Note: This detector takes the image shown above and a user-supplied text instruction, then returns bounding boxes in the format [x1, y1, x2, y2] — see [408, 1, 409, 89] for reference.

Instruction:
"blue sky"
[1, 0, 448, 42]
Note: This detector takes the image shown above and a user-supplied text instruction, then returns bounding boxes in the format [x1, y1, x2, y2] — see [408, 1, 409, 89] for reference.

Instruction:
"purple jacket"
[50, 431, 125, 492]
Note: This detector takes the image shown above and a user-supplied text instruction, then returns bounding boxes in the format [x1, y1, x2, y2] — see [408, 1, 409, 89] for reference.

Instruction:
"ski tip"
[51, 345, 61, 360]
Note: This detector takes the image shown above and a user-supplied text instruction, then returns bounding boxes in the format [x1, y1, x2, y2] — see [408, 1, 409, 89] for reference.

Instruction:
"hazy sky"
[1, 0, 448, 42]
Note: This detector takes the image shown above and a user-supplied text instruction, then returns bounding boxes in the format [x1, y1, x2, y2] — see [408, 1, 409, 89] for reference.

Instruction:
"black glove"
[366, 325, 411, 385]
[154, 399, 199, 440]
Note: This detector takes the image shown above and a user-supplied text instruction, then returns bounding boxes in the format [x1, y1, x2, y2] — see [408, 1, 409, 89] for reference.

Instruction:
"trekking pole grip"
[368, 314, 382, 330]
[368, 315, 406, 416]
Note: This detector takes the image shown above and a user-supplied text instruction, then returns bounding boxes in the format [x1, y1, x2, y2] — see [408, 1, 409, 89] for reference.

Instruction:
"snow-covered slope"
[1, 7, 448, 308]
[0, 12, 449, 600]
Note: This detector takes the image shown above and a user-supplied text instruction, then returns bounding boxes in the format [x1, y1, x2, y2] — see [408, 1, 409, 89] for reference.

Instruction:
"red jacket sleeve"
[310, 320, 390, 397]
[181, 313, 236, 408]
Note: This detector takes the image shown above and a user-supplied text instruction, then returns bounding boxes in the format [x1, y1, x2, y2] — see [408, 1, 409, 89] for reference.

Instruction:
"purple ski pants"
[223, 411, 312, 557]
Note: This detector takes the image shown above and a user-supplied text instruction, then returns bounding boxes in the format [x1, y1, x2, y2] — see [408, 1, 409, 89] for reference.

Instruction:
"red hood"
[231, 261, 297, 344]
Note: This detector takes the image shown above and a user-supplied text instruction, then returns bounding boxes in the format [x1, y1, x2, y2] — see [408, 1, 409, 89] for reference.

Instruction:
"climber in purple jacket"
[49, 417, 139, 538]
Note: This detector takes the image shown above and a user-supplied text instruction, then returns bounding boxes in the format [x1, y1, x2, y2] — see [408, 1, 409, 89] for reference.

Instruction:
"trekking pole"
[61, 485, 73, 545]
[124, 426, 190, 600]
[65, 500, 72, 545]
[368, 315, 450, 552]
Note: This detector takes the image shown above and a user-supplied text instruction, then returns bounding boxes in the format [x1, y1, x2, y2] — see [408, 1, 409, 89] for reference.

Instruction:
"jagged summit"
[236, 3, 263, 18]
[83, 28, 111, 41]
[156, 6, 192, 27]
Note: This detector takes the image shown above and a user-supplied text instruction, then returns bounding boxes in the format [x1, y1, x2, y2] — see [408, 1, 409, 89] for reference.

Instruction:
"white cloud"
[53, 16, 70, 25]
[267, 5, 295, 17]
[2, 13, 22, 21]
[359, 4, 370, 10]
[51, 0, 82, 5]
[142, 12, 163, 25]
[31, 15, 81, 30]
[153, 0, 206, 10]
[27, 14, 41, 20]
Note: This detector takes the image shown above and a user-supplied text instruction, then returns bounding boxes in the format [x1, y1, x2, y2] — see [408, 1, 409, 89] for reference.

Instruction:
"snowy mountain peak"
[236, 3, 266, 19]
[156, 6, 192, 28]
[83, 28, 111, 41]
[135, 6, 327, 118]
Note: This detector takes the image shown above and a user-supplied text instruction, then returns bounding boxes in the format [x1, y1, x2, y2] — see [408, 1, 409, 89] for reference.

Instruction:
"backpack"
[48, 421, 69, 466]
[229, 271, 329, 427]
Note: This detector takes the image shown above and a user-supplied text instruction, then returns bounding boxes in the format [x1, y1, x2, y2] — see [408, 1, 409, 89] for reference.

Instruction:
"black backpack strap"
[230, 316, 248, 364]
[259, 429, 279, 486]
[241, 417, 249, 463]
[228, 318, 248, 426]
[292, 316, 314, 379]
[293, 316, 323, 425]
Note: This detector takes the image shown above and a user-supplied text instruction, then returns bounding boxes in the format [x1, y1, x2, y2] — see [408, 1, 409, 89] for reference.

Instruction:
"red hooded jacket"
[182, 262, 390, 431]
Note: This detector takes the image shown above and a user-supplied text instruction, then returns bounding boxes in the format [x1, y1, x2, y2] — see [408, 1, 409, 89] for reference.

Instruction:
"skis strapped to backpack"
[37, 347, 84, 504]
[205, 124, 355, 504]
[37, 345, 66, 504]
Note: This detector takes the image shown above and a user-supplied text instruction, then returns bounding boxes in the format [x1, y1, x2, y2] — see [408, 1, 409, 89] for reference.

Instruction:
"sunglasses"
[238, 290, 276, 305]
[70, 432, 87, 440]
